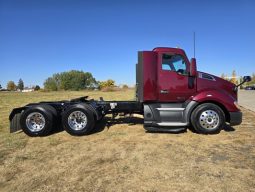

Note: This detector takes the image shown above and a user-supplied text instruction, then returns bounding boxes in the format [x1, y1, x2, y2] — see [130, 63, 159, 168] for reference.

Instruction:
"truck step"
[156, 122, 188, 126]
[144, 127, 186, 133]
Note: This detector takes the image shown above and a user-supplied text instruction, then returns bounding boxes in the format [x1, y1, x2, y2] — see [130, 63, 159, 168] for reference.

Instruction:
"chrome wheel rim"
[199, 110, 219, 129]
[68, 111, 87, 130]
[26, 112, 46, 132]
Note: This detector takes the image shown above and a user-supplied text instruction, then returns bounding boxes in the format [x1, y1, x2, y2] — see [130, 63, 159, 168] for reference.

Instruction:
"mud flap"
[10, 113, 22, 133]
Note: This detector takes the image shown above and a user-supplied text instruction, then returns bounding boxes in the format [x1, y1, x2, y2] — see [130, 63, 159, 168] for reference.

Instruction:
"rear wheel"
[191, 103, 225, 134]
[20, 105, 56, 136]
[62, 104, 95, 136]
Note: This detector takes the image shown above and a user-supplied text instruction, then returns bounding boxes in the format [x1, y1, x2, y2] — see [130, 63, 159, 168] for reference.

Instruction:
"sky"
[0, 0, 255, 88]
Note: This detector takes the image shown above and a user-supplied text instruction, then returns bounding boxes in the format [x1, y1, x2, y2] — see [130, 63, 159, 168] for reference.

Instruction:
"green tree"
[0, 84, 2, 89]
[59, 70, 97, 90]
[122, 84, 128, 89]
[44, 77, 58, 91]
[98, 79, 115, 89]
[34, 85, 40, 91]
[17, 78, 24, 91]
[44, 70, 98, 91]
[7, 81, 16, 91]
[52, 73, 61, 89]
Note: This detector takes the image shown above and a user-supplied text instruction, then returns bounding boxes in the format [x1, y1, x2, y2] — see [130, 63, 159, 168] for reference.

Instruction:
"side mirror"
[190, 58, 197, 76]
[234, 75, 252, 91]
[243, 76, 251, 82]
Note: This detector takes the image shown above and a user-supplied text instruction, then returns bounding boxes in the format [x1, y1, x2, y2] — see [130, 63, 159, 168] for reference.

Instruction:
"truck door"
[158, 53, 196, 102]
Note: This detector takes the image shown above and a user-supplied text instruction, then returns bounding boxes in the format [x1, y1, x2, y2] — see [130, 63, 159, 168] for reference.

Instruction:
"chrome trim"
[157, 122, 188, 126]
[199, 110, 219, 129]
[156, 108, 185, 111]
[68, 111, 88, 131]
[26, 112, 46, 132]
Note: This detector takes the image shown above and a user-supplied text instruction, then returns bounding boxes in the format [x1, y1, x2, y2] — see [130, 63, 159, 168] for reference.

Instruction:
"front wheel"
[191, 103, 225, 134]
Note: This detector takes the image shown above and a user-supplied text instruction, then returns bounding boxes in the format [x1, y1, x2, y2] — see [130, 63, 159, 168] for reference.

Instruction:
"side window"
[162, 54, 187, 75]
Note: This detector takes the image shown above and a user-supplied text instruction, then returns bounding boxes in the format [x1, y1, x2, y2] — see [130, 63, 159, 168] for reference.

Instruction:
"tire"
[191, 103, 225, 134]
[41, 104, 58, 117]
[62, 104, 95, 136]
[20, 105, 55, 136]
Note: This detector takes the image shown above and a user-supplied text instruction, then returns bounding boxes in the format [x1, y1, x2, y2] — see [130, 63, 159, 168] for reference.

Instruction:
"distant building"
[22, 87, 34, 92]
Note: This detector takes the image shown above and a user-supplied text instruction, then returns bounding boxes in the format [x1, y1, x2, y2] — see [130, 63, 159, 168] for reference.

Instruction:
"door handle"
[160, 90, 169, 94]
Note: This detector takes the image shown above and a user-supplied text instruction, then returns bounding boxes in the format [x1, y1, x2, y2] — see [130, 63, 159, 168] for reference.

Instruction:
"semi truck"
[9, 47, 251, 136]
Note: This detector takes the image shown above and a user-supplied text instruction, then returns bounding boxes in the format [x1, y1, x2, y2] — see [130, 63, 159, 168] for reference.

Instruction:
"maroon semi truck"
[9, 47, 251, 136]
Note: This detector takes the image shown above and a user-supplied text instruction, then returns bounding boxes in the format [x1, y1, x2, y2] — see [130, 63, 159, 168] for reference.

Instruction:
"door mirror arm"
[234, 76, 252, 91]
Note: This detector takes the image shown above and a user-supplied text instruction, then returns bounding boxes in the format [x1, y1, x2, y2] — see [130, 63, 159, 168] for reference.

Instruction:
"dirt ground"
[0, 90, 255, 192]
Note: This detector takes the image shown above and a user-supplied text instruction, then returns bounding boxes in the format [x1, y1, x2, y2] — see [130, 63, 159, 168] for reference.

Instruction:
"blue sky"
[0, 0, 254, 88]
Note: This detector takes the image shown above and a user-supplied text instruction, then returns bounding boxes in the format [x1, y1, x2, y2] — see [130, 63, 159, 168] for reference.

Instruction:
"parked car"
[245, 86, 255, 90]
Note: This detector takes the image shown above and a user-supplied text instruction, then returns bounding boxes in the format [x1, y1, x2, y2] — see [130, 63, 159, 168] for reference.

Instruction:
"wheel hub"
[199, 110, 219, 129]
[26, 112, 46, 132]
[68, 111, 87, 130]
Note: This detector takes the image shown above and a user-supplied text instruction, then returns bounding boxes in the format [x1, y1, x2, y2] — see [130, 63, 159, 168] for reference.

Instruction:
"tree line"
[1, 79, 40, 91]
[1, 70, 129, 92]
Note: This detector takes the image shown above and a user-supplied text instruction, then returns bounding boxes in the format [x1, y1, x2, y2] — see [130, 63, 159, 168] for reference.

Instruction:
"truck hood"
[196, 71, 237, 100]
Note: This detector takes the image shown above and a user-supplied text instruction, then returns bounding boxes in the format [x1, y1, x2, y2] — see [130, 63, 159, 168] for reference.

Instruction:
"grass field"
[0, 90, 255, 192]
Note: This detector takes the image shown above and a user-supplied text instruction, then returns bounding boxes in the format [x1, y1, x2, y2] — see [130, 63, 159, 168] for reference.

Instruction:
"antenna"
[193, 32, 196, 58]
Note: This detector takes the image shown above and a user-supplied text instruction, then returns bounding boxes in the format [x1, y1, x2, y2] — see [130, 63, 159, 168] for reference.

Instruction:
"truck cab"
[137, 47, 243, 133]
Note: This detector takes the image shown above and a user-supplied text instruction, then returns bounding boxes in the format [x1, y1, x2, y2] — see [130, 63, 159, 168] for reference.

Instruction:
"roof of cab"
[152, 47, 186, 55]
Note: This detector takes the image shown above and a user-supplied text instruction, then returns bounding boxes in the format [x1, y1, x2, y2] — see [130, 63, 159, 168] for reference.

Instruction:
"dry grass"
[0, 90, 255, 192]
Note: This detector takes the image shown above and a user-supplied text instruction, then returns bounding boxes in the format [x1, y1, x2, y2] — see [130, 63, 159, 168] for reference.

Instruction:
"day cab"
[9, 47, 251, 136]
[137, 47, 248, 133]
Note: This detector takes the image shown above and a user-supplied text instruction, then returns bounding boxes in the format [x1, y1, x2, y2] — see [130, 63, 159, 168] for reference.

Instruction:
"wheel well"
[193, 100, 230, 122]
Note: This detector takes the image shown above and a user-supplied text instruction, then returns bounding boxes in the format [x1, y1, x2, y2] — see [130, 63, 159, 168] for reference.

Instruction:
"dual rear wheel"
[20, 104, 95, 136]
[62, 104, 95, 136]
[20, 105, 57, 136]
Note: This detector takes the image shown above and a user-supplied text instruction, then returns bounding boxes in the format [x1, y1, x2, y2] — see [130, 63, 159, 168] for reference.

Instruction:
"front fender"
[191, 90, 239, 112]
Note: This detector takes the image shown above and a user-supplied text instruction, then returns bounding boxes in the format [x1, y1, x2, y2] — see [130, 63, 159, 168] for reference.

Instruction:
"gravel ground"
[238, 90, 255, 112]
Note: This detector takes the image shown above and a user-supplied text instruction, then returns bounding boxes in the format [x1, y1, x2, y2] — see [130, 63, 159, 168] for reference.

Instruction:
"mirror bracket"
[234, 76, 252, 91]
[190, 58, 197, 76]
